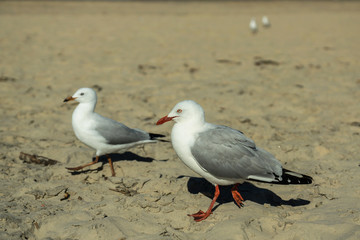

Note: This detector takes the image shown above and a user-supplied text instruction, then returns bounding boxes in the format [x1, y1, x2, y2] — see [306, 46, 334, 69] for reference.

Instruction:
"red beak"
[156, 115, 176, 125]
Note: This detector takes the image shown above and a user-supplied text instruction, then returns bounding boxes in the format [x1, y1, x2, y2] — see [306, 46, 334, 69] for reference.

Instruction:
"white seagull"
[64, 87, 164, 176]
[249, 17, 258, 34]
[156, 100, 312, 221]
[262, 16, 271, 28]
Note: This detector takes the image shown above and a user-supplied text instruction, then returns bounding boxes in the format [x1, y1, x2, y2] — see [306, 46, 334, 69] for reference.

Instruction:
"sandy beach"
[0, 1, 360, 239]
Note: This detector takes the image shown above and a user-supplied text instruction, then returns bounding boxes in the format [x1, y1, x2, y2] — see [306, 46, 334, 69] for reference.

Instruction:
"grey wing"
[93, 114, 150, 145]
[191, 125, 282, 181]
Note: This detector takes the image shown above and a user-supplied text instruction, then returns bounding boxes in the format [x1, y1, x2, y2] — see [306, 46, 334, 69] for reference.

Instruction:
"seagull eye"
[80, 93, 84, 96]
[176, 109, 182, 113]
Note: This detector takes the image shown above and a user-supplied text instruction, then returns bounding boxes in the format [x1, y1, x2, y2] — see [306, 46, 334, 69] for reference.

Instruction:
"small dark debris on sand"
[254, 57, 279, 66]
[188, 67, 198, 74]
[92, 84, 103, 92]
[309, 63, 321, 69]
[0, 76, 17, 82]
[183, 63, 199, 74]
[138, 64, 157, 75]
[19, 152, 59, 166]
[295, 64, 305, 70]
[60, 191, 70, 201]
[216, 59, 242, 65]
[350, 122, 360, 127]
[109, 186, 138, 197]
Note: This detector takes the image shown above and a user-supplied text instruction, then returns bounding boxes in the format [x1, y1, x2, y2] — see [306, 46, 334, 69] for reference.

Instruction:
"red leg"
[188, 184, 220, 222]
[231, 183, 244, 208]
[106, 154, 116, 177]
[66, 156, 99, 171]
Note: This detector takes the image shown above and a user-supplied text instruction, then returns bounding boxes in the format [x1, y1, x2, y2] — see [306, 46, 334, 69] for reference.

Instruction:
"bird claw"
[234, 201, 244, 208]
[188, 210, 205, 217]
[188, 210, 212, 222]
[231, 188, 244, 208]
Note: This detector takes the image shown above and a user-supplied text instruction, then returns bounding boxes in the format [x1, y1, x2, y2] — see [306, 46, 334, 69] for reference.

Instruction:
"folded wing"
[93, 114, 151, 145]
[191, 125, 283, 182]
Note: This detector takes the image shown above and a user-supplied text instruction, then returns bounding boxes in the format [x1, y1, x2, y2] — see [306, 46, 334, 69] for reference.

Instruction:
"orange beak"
[156, 116, 176, 125]
[63, 96, 76, 102]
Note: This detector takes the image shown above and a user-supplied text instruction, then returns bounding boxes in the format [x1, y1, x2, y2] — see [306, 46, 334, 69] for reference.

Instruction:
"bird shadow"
[68, 151, 157, 175]
[184, 177, 310, 211]
[109, 152, 155, 163]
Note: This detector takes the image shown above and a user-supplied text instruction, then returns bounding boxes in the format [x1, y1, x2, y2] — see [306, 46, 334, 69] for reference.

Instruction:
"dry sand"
[1, 1, 360, 239]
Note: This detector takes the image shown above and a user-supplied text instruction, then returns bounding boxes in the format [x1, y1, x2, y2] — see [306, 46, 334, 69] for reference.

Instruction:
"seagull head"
[64, 87, 97, 104]
[156, 100, 205, 125]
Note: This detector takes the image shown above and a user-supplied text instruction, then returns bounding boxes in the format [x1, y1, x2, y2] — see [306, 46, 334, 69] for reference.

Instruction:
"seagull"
[262, 16, 271, 28]
[64, 87, 164, 176]
[249, 17, 258, 34]
[156, 100, 312, 221]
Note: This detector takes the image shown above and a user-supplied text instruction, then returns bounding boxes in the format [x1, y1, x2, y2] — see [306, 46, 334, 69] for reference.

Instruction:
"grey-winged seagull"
[156, 100, 312, 221]
[262, 16, 271, 28]
[249, 17, 258, 34]
[64, 87, 164, 176]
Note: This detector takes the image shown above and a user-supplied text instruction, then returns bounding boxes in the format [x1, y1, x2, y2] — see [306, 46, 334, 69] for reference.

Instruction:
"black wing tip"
[277, 168, 313, 185]
[149, 133, 168, 142]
